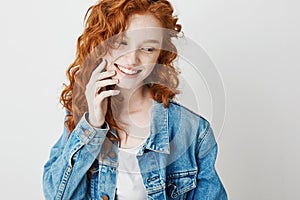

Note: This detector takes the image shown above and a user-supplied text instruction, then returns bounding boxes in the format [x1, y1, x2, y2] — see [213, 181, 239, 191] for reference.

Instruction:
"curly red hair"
[60, 0, 182, 136]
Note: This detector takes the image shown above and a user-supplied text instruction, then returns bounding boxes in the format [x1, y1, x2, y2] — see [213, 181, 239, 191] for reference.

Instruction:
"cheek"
[144, 64, 156, 76]
[153, 51, 161, 63]
[143, 52, 160, 64]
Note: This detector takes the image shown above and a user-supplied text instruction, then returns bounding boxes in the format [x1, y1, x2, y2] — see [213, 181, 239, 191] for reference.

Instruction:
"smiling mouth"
[114, 63, 142, 75]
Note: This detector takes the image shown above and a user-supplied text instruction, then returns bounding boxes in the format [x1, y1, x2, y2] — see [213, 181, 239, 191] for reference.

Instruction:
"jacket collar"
[137, 100, 170, 156]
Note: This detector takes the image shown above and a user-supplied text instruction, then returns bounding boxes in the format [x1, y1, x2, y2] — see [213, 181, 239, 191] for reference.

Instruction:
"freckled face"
[106, 13, 164, 89]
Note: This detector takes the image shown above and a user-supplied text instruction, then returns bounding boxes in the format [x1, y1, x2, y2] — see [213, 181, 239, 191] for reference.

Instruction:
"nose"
[123, 49, 140, 66]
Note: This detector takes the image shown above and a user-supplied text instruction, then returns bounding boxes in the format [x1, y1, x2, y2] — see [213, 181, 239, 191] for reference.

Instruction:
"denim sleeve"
[193, 123, 228, 200]
[43, 112, 109, 200]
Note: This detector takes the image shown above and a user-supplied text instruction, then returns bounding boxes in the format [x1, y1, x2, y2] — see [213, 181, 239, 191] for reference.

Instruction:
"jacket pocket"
[166, 170, 197, 199]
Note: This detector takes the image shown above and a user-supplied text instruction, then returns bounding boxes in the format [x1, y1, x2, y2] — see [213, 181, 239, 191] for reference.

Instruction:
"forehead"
[127, 13, 163, 30]
[124, 13, 164, 42]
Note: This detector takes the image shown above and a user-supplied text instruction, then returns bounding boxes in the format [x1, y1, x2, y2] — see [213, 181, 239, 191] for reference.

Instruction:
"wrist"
[85, 113, 104, 128]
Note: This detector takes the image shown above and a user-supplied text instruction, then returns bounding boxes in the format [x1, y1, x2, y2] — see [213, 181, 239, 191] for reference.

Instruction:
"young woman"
[43, 0, 227, 199]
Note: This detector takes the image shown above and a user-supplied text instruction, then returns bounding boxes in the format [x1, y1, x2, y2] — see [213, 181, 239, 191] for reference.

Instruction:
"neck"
[111, 85, 151, 115]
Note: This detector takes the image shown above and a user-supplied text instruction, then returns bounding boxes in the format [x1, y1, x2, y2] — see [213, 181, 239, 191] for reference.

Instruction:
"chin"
[116, 80, 144, 90]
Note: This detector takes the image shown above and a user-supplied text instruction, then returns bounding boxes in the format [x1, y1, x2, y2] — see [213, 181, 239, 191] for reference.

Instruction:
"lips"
[114, 63, 141, 76]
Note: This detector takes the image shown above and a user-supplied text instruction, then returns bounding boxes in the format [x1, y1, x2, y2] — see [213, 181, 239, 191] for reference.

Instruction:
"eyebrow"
[143, 39, 161, 44]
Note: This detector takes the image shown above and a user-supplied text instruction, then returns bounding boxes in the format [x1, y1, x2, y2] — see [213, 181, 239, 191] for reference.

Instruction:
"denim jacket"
[43, 100, 227, 200]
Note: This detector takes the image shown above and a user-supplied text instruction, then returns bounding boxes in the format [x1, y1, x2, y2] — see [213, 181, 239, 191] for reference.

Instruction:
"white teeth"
[116, 64, 139, 75]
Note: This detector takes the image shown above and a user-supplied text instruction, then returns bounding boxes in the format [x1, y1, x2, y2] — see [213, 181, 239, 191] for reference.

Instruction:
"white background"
[0, 0, 299, 199]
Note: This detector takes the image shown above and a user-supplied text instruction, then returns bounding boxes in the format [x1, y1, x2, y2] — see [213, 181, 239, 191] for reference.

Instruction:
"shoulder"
[166, 100, 217, 158]
[167, 99, 211, 134]
[168, 100, 210, 124]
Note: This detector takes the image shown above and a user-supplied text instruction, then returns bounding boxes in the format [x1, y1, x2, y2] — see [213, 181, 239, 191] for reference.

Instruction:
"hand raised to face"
[85, 58, 120, 128]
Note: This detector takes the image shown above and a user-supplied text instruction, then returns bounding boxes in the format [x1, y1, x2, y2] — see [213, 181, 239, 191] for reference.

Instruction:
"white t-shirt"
[115, 142, 147, 200]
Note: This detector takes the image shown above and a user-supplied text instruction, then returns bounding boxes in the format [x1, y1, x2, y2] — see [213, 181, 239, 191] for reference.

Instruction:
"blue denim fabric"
[43, 100, 227, 200]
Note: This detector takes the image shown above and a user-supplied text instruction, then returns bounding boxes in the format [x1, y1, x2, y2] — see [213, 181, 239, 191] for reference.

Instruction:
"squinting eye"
[120, 41, 128, 45]
[114, 41, 127, 47]
[141, 47, 155, 52]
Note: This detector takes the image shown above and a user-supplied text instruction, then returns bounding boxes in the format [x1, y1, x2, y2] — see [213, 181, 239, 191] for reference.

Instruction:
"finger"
[96, 70, 116, 81]
[95, 90, 120, 101]
[86, 71, 116, 90]
[95, 79, 119, 94]
[90, 59, 107, 79]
